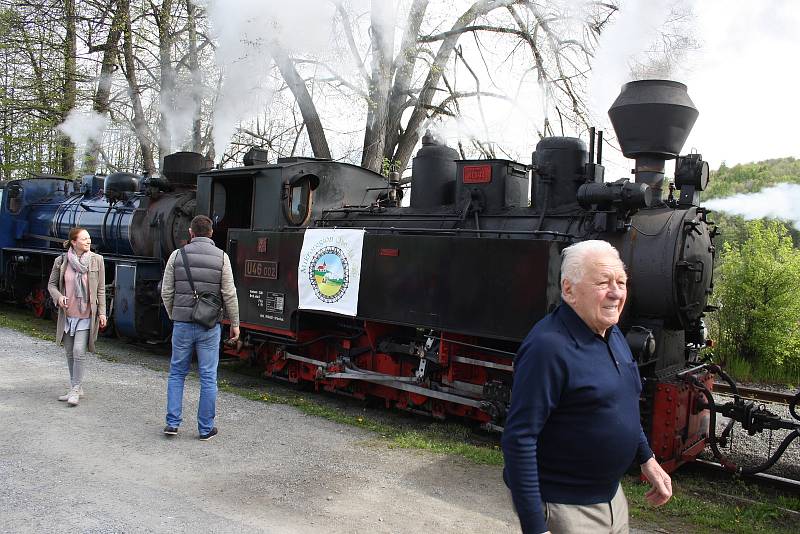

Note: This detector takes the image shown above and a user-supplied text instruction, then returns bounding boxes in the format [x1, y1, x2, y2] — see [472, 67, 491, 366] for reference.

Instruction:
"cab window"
[283, 176, 313, 225]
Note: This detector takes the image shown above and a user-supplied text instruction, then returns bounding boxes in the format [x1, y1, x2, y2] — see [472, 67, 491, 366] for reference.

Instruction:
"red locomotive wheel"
[26, 288, 48, 319]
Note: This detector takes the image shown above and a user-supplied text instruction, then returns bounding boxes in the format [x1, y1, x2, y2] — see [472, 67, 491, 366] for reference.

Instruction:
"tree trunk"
[361, 0, 395, 173]
[384, 0, 428, 164]
[84, 1, 125, 173]
[392, 0, 516, 172]
[186, 0, 202, 153]
[273, 47, 331, 160]
[59, 0, 77, 176]
[122, 0, 156, 175]
[157, 0, 175, 167]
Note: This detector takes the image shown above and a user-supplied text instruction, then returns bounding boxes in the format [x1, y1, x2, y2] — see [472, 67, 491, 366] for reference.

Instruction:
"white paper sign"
[297, 228, 365, 316]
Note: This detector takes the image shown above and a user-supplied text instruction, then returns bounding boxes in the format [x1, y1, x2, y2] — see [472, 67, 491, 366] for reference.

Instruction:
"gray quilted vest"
[172, 236, 225, 323]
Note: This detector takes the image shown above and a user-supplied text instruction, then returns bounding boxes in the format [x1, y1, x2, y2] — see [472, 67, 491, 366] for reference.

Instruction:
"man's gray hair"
[560, 240, 624, 286]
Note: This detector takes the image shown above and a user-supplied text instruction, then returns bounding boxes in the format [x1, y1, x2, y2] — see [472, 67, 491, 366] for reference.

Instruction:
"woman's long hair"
[63, 227, 88, 250]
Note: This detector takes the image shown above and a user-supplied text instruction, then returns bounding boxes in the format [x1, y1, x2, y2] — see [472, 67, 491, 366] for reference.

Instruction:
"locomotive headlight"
[626, 326, 656, 362]
[675, 153, 709, 191]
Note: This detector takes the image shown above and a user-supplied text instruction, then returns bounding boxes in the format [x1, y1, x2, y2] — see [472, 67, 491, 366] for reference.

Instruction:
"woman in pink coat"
[47, 227, 107, 406]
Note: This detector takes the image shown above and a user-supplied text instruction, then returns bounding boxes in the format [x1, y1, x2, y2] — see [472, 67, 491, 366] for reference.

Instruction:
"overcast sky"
[195, 1, 799, 177]
[680, 0, 800, 170]
[436, 0, 800, 179]
[595, 0, 800, 178]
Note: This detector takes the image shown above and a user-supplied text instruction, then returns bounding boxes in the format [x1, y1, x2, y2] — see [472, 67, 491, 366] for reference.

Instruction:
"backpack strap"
[179, 247, 197, 299]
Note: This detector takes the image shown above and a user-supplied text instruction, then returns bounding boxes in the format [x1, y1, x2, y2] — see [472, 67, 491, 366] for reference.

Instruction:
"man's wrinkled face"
[563, 252, 627, 336]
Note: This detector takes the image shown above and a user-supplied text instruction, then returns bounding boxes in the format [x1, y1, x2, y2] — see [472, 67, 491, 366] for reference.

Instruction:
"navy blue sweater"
[501, 304, 653, 534]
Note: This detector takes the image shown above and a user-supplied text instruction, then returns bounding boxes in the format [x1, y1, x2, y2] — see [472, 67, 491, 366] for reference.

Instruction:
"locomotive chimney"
[162, 151, 213, 188]
[608, 80, 698, 203]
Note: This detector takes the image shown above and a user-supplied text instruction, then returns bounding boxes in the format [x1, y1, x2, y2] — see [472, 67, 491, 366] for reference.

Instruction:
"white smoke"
[56, 108, 108, 147]
[704, 183, 800, 229]
[160, 80, 204, 150]
[198, 0, 337, 161]
[588, 0, 680, 118]
[584, 0, 697, 178]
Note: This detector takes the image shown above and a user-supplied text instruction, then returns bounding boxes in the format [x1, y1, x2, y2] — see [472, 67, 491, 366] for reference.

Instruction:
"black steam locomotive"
[204, 79, 719, 473]
[3, 79, 796, 474]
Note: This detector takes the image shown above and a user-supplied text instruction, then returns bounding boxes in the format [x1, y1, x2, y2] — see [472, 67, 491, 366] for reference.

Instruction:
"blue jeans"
[166, 321, 221, 435]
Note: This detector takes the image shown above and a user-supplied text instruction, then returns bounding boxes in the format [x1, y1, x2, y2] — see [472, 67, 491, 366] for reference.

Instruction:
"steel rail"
[713, 383, 796, 405]
[694, 458, 800, 493]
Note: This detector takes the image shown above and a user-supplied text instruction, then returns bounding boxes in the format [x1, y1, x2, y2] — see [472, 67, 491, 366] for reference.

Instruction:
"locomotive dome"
[103, 172, 140, 203]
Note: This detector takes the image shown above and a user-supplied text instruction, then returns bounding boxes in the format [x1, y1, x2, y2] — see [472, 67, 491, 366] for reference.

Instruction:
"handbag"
[179, 247, 224, 329]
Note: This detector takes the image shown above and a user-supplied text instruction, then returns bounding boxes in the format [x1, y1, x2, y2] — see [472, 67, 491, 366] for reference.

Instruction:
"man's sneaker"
[199, 427, 218, 441]
[66, 385, 81, 406]
[58, 385, 84, 402]
[163, 426, 178, 436]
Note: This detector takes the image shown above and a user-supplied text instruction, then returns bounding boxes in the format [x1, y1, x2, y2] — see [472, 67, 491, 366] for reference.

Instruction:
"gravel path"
[0, 327, 519, 533]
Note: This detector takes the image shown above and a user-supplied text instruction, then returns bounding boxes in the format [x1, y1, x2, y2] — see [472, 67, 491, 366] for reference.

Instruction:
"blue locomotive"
[0, 152, 207, 339]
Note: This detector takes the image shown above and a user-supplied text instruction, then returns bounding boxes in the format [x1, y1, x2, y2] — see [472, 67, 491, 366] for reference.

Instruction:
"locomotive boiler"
[0, 151, 210, 339]
[198, 79, 722, 473]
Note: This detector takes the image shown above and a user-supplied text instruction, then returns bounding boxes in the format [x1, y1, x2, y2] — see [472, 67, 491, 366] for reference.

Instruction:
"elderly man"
[501, 240, 672, 534]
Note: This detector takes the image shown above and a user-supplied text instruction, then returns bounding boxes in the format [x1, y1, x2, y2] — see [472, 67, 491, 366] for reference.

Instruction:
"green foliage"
[704, 158, 800, 251]
[705, 158, 800, 201]
[381, 157, 399, 177]
[708, 220, 800, 382]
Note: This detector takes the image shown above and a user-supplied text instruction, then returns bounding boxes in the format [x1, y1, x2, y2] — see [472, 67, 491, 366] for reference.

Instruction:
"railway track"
[694, 458, 800, 491]
[713, 382, 799, 405]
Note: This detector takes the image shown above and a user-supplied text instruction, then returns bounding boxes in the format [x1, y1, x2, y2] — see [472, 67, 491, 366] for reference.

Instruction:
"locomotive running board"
[326, 373, 484, 409]
[451, 355, 514, 372]
[281, 350, 484, 409]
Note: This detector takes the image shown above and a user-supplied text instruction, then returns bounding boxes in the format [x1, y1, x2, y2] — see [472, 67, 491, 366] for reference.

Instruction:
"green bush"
[709, 220, 800, 383]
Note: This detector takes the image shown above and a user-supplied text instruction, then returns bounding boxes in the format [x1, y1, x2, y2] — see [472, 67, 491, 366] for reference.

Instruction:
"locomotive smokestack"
[608, 80, 698, 203]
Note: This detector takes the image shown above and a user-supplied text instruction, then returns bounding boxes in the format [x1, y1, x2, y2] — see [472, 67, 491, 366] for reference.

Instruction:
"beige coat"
[47, 251, 106, 352]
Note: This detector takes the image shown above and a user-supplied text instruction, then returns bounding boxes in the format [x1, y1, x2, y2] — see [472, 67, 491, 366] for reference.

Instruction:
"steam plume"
[56, 108, 108, 147]
[704, 183, 800, 229]
[198, 0, 336, 161]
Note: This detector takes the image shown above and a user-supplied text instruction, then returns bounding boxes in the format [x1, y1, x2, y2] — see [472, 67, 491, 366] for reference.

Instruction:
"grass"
[218, 381, 504, 465]
[719, 354, 800, 386]
[1, 302, 797, 532]
[0, 306, 56, 341]
[624, 468, 800, 533]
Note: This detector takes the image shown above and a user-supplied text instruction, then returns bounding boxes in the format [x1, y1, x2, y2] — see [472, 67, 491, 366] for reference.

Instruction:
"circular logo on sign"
[308, 246, 350, 302]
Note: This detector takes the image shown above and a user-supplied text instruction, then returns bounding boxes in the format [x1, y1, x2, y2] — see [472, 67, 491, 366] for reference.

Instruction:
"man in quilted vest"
[161, 215, 240, 440]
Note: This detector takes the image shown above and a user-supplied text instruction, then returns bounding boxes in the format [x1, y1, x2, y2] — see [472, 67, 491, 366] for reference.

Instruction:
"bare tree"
[120, 0, 156, 174]
[155, 0, 175, 167]
[0, 0, 695, 180]
[186, 0, 202, 152]
[273, 47, 332, 160]
[276, 0, 617, 173]
[58, 0, 78, 176]
[84, 0, 125, 172]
